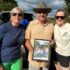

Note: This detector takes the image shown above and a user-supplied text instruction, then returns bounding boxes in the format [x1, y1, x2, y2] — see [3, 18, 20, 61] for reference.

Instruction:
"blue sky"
[15, 0, 65, 17]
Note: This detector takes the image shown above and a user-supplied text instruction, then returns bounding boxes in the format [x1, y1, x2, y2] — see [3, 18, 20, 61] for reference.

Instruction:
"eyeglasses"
[55, 16, 65, 20]
[36, 10, 47, 14]
[12, 13, 22, 17]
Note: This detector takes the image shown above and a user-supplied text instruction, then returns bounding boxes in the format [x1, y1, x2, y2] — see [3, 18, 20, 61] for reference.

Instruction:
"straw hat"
[33, 2, 51, 13]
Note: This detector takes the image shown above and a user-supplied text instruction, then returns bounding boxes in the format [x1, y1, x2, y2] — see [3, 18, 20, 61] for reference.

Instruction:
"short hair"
[55, 9, 67, 17]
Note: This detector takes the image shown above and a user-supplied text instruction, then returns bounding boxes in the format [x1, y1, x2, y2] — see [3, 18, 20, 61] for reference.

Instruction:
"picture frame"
[32, 39, 51, 61]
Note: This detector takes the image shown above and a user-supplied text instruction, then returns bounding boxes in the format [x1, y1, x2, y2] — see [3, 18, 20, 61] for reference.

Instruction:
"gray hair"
[55, 9, 67, 17]
[10, 7, 24, 16]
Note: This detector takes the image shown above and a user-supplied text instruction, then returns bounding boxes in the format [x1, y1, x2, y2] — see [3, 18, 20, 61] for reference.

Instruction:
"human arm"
[25, 39, 33, 52]
[50, 32, 55, 48]
[25, 22, 33, 52]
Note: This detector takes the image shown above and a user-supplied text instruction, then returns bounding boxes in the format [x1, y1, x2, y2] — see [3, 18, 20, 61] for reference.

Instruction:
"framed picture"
[32, 39, 51, 61]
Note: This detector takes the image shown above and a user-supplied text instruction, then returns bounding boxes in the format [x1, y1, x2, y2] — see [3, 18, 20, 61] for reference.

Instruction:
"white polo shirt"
[54, 23, 70, 56]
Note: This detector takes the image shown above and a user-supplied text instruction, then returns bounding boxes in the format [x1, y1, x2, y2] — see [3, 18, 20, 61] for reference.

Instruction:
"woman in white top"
[54, 9, 70, 70]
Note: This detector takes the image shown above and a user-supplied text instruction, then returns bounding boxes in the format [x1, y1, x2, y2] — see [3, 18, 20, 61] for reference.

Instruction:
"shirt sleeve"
[25, 22, 32, 39]
[50, 23, 54, 34]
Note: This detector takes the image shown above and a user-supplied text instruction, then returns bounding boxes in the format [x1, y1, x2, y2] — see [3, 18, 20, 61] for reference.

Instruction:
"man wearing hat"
[25, 2, 54, 70]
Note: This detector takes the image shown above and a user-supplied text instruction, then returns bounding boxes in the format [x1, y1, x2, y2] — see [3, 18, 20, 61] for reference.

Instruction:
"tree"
[64, 0, 70, 15]
[0, 0, 17, 12]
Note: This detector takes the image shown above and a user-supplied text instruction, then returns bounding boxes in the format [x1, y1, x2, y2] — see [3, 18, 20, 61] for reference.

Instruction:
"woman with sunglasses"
[54, 9, 70, 70]
[0, 7, 25, 70]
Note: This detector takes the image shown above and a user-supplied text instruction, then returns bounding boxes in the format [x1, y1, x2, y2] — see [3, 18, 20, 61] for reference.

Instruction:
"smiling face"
[35, 9, 48, 23]
[10, 7, 23, 27]
[55, 10, 66, 26]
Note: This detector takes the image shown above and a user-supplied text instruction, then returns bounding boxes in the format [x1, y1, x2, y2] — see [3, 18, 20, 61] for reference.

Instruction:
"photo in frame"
[33, 39, 51, 61]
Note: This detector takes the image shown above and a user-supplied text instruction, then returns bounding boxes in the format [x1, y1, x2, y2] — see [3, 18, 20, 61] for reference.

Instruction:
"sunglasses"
[55, 16, 65, 19]
[36, 10, 47, 14]
[12, 13, 22, 17]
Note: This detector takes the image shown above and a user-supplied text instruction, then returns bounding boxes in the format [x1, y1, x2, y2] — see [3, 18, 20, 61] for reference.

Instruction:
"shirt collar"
[35, 19, 48, 26]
